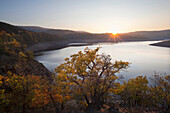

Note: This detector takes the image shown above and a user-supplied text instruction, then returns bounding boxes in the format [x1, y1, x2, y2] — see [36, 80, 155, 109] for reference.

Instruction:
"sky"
[0, 0, 170, 33]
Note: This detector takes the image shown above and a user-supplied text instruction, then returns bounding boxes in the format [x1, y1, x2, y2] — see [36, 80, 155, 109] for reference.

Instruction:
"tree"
[32, 75, 72, 113]
[0, 72, 35, 113]
[55, 47, 129, 111]
[0, 72, 65, 113]
[149, 74, 170, 111]
[117, 76, 149, 112]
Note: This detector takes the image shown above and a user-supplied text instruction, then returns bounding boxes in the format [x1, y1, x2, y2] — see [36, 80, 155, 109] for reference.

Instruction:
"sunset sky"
[0, 0, 170, 33]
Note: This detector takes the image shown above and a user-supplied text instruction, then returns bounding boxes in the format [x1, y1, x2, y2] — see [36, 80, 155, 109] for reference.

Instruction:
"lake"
[35, 40, 170, 80]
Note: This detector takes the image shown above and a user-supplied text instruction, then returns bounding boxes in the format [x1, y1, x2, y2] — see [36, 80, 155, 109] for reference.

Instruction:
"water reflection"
[35, 41, 170, 80]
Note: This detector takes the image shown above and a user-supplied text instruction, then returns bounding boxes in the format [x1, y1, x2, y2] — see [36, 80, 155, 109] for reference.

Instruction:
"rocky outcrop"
[15, 58, 51, 77]
[1, 58, 52, 80]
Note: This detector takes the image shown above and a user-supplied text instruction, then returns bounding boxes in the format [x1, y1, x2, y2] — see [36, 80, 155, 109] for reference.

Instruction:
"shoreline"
[33, 43, 94, 56]
[28, 42, 95, 56]
[27, 39, 170, 55]
[149, 40, 170, 48]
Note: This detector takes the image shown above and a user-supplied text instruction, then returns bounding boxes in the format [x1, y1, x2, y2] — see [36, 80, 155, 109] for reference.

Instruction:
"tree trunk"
[61, 102, 64, 111]
[49, 93, 59, 113]
[23, 103, 26, 113]
[85, 103, 95, 113]
[84, 94, 90, 105]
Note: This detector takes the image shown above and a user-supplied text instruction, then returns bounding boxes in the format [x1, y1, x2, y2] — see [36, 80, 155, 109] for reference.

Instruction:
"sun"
[107, 31, 121, 43]
[111, 32, 118, 35]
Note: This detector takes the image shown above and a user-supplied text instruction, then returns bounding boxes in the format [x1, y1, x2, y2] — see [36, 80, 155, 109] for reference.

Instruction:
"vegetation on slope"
[0, 48, 169, 113]
[0, 21, 169, 113]
[0, 22, 64, 46]
[0, 22, 55, 76]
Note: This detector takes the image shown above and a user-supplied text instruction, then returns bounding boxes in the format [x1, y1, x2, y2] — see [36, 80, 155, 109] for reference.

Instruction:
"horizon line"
[1, 20, 170, 34]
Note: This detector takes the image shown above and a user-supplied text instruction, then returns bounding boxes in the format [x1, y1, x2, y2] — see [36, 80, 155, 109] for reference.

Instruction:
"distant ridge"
[0, 22, 170, 43]
[0, 21, 64, 46]
[1, 21, 170, 42]
[19, 26, 49, 32]
[19, 26, 77, 32]
[19, 26, 82, 36]
[0, 21, 25, 34]
[19, 25, 170, 35]
[20, 25, 170, 40]
[1, 21, 170, 52]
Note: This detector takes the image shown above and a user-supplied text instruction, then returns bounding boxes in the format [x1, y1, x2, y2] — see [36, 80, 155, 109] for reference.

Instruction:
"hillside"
[1, 21, 170, 54]
[0, 22, 169, 113]
[0, 21, 56, 77]
[0, 22, 65, 46]
[20, 25, 170, 43]
[1, 21, 170, 53]
[121, 30, 170, 40]
[20, 26, 78, 36]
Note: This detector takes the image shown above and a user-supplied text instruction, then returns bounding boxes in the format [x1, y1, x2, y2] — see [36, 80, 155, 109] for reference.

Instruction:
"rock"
[15, 58, 52, 78]
[61, 100, 83, 113]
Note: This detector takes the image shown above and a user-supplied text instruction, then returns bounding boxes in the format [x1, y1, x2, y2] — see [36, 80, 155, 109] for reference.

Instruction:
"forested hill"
[0, 21, 25, 34]
[0, 21, 55, 77]
[0, 21, 64, 46]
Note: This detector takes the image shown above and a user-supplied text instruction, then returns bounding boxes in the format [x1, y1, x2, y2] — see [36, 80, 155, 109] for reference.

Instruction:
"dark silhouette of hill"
[20, 26, 89, 34]
[20, 26, 111, 43]
[121, 30, 170, 40]
[19, 26, 49, 32]
[150, 40, 170, 47]
[1, 21, 170, 52]
[20, 25, 170, 43]
[0, 21, 169, 76]
[19, 26, 78, 36]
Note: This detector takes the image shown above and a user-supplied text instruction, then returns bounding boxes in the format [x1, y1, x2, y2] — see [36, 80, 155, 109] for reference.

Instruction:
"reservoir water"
[35, 41, 170, 80]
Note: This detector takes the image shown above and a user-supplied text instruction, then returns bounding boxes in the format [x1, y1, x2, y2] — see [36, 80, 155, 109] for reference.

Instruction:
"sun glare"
[107, 31, 121, 43]
[111, 32, 118, 35]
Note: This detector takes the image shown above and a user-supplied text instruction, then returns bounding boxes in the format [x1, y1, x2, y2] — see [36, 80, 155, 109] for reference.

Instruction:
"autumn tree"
[55, 47, 130, 111]
[117, 76, 149, 112]
[32, 75, 72, 113]
[0, 72, 36, 113]
[0, 72, 65, 113]
[149, 74, 170, 111]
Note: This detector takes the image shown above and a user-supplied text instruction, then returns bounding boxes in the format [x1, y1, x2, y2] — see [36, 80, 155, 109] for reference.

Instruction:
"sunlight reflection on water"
[35, 41, 170, 80]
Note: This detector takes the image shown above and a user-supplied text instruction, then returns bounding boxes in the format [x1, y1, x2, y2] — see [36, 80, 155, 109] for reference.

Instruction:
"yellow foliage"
[19, 51, 27, 57]
[55, 47, 130, 106]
